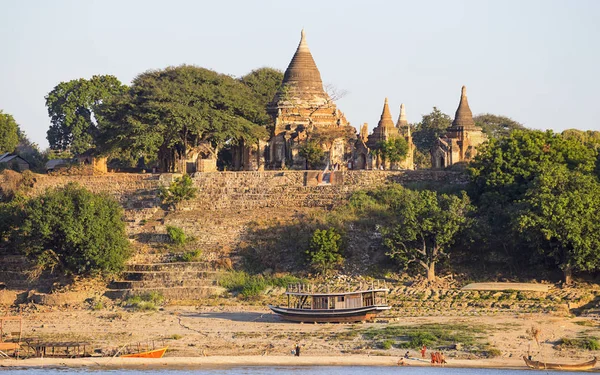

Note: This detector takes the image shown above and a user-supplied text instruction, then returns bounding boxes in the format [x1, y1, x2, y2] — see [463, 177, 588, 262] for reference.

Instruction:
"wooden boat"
[269, 283, 391, 323]
[523, 356, 597, 371]
[121, 347, 168, 358]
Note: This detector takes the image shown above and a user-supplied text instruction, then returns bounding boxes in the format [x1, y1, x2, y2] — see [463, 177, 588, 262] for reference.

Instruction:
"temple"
[266, 29, 355, 169]
[431, 86, 486, 168]
[234, 30, 483, 172]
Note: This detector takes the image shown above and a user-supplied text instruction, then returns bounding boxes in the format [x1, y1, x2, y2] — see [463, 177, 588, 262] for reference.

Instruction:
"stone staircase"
[105, 262, 225, 300]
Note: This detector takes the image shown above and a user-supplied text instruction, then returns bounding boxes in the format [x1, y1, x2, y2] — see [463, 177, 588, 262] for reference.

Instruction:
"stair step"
[109, 279, 218, 289]
[121, 270, 218, 281]
[104, 286, 225, 300]
[126, 262, 214, 272]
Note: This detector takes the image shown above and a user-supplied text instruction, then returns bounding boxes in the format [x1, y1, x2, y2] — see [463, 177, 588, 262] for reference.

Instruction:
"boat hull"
[268, 305, 390, 323]
[121, 347, 168, 358]
[523, 356, 597, 371]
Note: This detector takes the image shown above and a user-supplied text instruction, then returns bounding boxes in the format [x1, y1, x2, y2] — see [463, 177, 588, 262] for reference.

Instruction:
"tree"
[473, 114, 524, 140]
[305, 228, 343, 274]
[159, 174, 198, 208]
[46, 75, 127, 154]
[412, 107, 452, 152]
[517, 165, 600, 284]
[469, 129, 598, 202]
[100, 65, 269, 172]
[382, 188, 472, 281]
[0, 110, 19, 153]
[375, 137, 409, 166]
[239, 68, 284, 111]
[16, 183, 131, 276]
[299, 141, 324, 169]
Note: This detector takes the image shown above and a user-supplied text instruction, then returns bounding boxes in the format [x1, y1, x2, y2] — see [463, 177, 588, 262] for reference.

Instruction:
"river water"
[0, 367, 577, 375]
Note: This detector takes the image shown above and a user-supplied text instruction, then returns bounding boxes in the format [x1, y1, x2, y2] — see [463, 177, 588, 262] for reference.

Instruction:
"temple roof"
[378, 98, 395, 129]
[451, 86, 476, 128]
[280, 29, 327, 97]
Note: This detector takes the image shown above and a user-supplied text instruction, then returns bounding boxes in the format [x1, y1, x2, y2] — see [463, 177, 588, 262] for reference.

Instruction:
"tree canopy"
[468, 129, 598, 202]
[0, 110, 19, 153]
[381, 187, 472, 281]
[100, 65, 270, 172]
[473, 113, 524, 140]
[517, 166, 600, 283]
[46, 75, 127, 154]
[239, 67, 283, 111]
[412, 107, 452, 152]
[375, 137, 409, 165]
[16, 183, 131, 276]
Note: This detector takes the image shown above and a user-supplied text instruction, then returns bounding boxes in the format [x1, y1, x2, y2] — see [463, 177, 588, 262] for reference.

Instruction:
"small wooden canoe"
[121, 347, 168, 358]
[523, 356, 597, 371]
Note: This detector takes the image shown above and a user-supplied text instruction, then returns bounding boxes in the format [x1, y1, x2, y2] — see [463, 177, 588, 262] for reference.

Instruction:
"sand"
[1, 305, 599, 370]
[0, 355, 527, 369]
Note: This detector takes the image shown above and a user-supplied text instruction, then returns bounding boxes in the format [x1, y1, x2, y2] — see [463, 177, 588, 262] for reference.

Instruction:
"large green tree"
[517, 165, 600, 284]
[382, 188, 472, 281]
[239, 67, 283, 111]
[16, 183, 131, 276]
[46, 75, 127, 154]
[469, 129, 597, 202]
[412, 107, 452, 153]
[100, 65, 269, 172]
[0, 110, 19, 153]
[473, 113, 524, 140]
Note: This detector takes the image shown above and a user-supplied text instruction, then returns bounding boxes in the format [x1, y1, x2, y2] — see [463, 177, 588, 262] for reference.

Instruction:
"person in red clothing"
[420, 345, 427, 358]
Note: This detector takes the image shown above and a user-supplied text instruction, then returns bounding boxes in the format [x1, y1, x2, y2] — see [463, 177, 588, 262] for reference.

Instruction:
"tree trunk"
[563, 267, 573, 285]
[427, 262, 436, 281]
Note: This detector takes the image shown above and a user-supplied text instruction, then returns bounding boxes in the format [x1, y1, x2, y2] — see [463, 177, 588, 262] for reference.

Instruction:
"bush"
[125, 292, 164, 311]
[16, 183, 131, 276]
[180, 249, 202, 262]
[305, 228, 343, 274]
[166, 225, 187, 245]
[380, 339, 394, 350]
[218, 271, 302, 298]
[559, 337, 600, 350]
[159, 175, 197, 208]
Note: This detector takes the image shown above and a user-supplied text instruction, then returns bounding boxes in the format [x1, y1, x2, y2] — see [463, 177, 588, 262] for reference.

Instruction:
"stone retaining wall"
[24, 170, 468, 212]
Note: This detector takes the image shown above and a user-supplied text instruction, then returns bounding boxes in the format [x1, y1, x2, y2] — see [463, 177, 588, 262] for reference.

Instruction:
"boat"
[523, 356, 597, 371]
[268, 282, 391, 323]
[121, 347, 168, 358]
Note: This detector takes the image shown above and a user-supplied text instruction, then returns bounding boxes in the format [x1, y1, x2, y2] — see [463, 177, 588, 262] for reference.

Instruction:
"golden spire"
[452, 85, 476, 128]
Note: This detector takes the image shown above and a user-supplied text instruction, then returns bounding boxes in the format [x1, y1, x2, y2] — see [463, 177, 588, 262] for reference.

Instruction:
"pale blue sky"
[1, 0, 599, 149]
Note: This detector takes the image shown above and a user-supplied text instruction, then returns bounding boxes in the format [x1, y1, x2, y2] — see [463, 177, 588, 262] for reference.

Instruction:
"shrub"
[159, 175, 197, 208]
[305, 228, 343, 274]
[16, 183, 131, 276]
[166, 225, 187, 246]
[170, 334, 183, 340]
[218, 271, 302, 298]
[125, 292, 164, 311]
[180, 249, 202, 262]
[298, 141, 324, 169]
[380, 339, 394, 350]
[559, 337, 600, 350]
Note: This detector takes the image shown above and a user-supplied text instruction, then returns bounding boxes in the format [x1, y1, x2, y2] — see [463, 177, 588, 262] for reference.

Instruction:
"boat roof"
[285, 288, 389, 297]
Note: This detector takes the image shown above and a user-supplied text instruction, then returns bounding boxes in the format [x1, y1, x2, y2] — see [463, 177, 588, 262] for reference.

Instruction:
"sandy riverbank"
[0, 355, 528, 369]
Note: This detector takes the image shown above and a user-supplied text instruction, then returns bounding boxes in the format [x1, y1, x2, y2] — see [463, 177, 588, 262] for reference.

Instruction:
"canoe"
[523, 356, 597, 370]
[121, 347, 168, 358]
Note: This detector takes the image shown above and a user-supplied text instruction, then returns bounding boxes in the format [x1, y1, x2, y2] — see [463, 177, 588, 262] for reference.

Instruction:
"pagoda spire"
[396, 103, 410, 137]
[378, 98, 395, 129]
[452, 85, 476, 128]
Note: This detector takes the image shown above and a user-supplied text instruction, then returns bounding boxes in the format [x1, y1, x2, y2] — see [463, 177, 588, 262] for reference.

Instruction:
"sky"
[1, 0, 599, 149]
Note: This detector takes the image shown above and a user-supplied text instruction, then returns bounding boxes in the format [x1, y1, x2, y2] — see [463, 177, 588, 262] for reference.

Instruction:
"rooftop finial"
[396, 103, 408, 129]
[298, 28, 309, 52]
[461, 85, 467, 97]
[378, 97, 394, 129]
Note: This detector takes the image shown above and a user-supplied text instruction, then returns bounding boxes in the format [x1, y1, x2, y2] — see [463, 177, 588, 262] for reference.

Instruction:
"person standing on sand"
[295, 343, 300, 357]
[421, 345, 427, 358]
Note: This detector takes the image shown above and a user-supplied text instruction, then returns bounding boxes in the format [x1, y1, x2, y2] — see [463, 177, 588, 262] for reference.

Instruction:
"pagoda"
[431, 86, 486, 168]
[267, 29, 355, 169]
